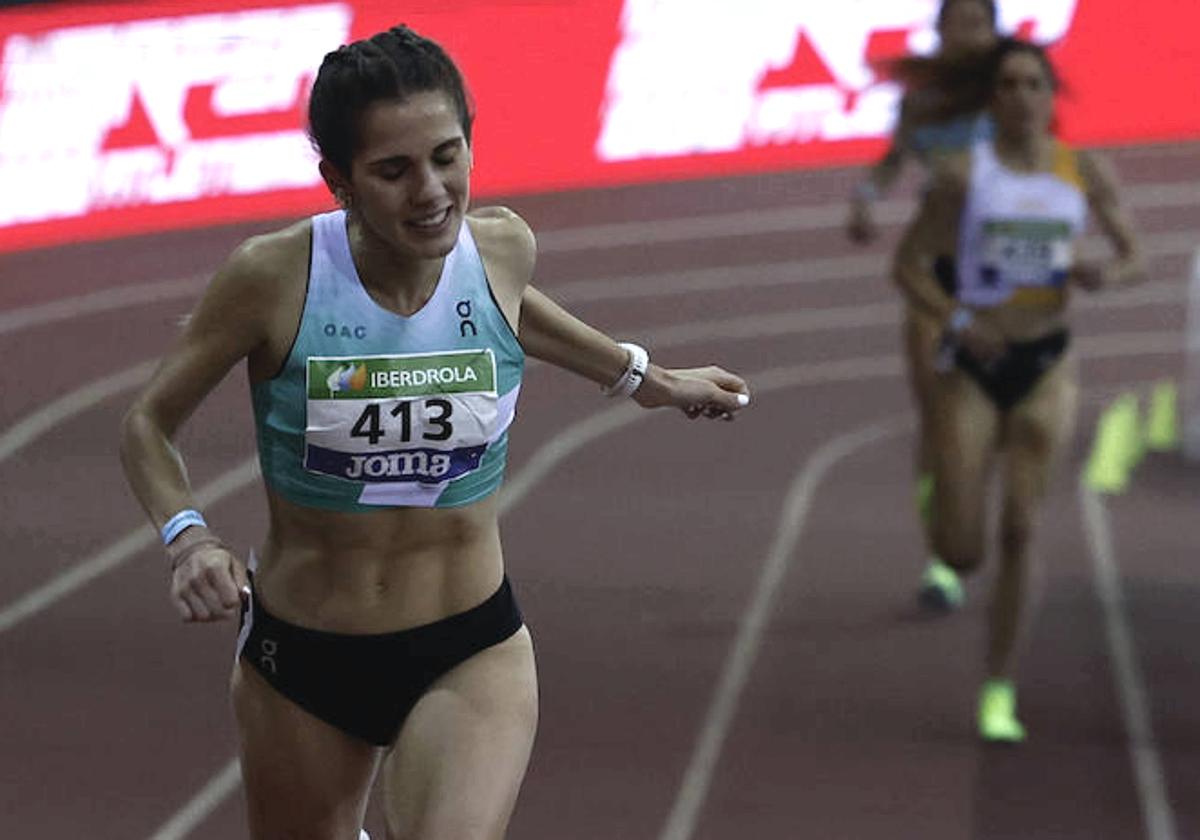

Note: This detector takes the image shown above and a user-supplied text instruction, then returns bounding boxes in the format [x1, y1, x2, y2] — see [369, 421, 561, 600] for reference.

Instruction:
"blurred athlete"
[847, 0, 999, 611]
[894, 38, 1144, 741]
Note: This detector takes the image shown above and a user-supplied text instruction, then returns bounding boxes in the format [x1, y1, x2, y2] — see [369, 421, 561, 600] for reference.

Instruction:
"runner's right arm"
[119, 233, 293, 620]
[847, 95, 914, 243]
[893, 155, 1005, 364]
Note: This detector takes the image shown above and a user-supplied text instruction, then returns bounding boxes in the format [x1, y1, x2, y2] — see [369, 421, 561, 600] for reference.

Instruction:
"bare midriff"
[977, 299, 1069, 343]
[253, 488, 505, 635]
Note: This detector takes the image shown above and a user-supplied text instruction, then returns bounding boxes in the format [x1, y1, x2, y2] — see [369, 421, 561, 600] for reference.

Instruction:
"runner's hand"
[166, 530, 249, 623]
[1069, 261, 1113, 292]
[635, 365, 751, 421]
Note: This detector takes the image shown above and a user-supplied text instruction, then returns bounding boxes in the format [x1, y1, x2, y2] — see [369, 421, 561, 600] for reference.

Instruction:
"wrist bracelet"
[947, 307, 974, 334]
[602, 342, 650, 398]
[161, 509, 207, 545]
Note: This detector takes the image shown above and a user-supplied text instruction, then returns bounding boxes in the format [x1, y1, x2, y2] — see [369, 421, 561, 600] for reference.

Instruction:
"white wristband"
[947, 307, 974, 334]
[602, 342, 649, 398]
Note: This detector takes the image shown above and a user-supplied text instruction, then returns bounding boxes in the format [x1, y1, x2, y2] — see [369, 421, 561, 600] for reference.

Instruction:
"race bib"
[304, 350, 498, 485]
[980, 219, 1072, 305]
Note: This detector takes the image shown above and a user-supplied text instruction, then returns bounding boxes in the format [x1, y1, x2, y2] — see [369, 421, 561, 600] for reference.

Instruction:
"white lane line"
[4, 270, 1183, 475]
[0, 360, 157, 464]
[660, 378, 1183, 840]
[0, 276, 204, 336]
[136, 367, 903, 840]
[498, 402, 643, 512]
[657, 418, 906, 840]
[548, 230, 1196, 305]
[639, 282, 1186, 350]
[0, 459, 260, 634]
[538, 202, 906, 252]
[141, 342, 1183, 839]
[535, 182, 1197, 253]
[1114, 142, 1200, 161]
[146, 760, 243, 840]
[1079, 484, 1178, 840]
[137, 402, 649, 840]
[0, 333, 1177, 829]
[0, 329, 1184, 639]
[0, 194, 1194, 336]
[551, 253, 885, 304]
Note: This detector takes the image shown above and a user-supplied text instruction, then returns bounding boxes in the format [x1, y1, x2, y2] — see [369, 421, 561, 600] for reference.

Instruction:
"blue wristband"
[161, 509, 207, 545]
[948, 307, 974, 334]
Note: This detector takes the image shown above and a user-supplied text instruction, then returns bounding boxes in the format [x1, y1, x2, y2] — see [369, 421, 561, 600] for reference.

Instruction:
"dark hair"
[936, 0, 997, 30]
[985, 38, 1060, 95]
[307, 25, 474, 175]
[884, 38, 1059, 125]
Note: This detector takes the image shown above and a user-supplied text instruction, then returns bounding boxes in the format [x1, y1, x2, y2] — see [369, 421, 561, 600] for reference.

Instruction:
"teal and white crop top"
[251, 211, 524, 511]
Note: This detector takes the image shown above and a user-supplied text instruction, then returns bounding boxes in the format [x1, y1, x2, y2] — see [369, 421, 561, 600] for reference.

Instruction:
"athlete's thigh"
[382, 627, 538, 840]
[902, 306, 943, 417]
[931, 368, 1001, 523]
[1003, 356, 1079, 503]
[231, 661, 382, 840]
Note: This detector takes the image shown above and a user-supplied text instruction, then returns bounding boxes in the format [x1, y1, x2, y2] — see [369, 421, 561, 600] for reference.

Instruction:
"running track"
[1, 141, 1198, 839]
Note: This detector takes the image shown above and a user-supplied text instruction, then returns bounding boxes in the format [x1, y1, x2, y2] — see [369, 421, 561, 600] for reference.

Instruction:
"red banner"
[0, 0, 1197, 253]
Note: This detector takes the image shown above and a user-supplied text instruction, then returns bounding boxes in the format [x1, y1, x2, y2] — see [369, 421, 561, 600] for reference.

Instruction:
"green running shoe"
[978, 679, 1026, 743]
[917, 560, 964, 611]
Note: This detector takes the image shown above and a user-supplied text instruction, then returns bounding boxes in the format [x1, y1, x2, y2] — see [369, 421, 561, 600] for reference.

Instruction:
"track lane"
[0, 144, 1196, 838]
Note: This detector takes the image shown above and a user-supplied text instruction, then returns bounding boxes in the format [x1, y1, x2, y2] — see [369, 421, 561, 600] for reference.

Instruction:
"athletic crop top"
[251, 211, 524, 511]
[955, 138, 1087, 309]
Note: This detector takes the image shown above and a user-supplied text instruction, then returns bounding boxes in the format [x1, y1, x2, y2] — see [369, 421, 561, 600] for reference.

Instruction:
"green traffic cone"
[1117, 393, 1145, 473]
[1085, 394, 1139, 494]
[1145, 380, 1180, 452]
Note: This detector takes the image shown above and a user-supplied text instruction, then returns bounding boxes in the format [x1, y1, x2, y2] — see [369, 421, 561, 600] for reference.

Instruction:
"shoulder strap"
[1051, 141, 1085, 191]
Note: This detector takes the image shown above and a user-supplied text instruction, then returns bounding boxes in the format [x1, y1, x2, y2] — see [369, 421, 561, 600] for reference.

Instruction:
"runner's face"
[938, 1, 996, 56]
[991, 52, 1055, 138]
[348, 91, 471, 260]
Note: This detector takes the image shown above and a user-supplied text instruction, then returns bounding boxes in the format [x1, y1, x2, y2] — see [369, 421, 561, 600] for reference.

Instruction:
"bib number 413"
[350, 398, 453, 445]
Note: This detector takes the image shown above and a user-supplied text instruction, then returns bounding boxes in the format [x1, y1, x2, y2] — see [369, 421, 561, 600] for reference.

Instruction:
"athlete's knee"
[999, 504, 1034, 560]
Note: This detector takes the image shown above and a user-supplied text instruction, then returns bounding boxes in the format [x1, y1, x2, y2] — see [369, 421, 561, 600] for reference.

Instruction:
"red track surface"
[1, 141, 1198, 839]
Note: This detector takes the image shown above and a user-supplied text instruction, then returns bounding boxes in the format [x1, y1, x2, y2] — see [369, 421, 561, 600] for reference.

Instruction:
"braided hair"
[308, 25, 474, 175]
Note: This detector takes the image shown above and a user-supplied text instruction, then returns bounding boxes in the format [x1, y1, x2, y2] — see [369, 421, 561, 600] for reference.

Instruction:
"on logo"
[259, 638, 279, 675]
[457, 300, 477, 337]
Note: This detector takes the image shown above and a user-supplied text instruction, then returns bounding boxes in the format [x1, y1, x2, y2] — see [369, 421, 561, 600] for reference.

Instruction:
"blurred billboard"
[1, 0, 1196, 252]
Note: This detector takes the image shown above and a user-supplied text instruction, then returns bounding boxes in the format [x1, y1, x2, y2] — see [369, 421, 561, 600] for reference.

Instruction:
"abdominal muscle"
[252, 488, 506, 635]
[974, 296, 1069, 344]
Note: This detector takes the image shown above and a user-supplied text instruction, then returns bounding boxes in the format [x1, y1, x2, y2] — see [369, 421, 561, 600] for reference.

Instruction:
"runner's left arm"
[1075, 150, 1146, 291]
[518, 286, 750, 418]
[472, 205, 750, 418]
